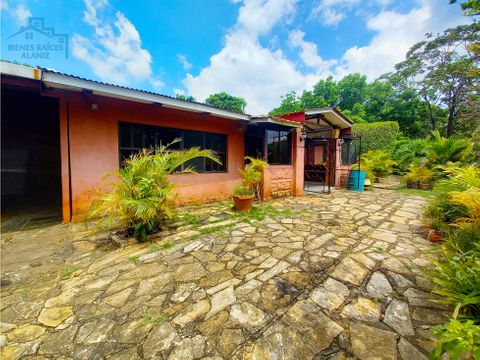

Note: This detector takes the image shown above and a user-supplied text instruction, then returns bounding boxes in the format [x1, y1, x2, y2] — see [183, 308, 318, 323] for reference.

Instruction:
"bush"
[402, 164, 435, 189]
[430, 243, 480, 317]
[393, 137, 428, 173]
[352, 121, 400, 152]
[353, 150, 397, 183]
[426, 130, 471, 167]
[431, 319, 480, 360]
[425, 166, 480, 230]
[88, 143, 221, 241]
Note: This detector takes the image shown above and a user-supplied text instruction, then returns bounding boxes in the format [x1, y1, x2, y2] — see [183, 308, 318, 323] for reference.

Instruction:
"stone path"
[0, 189, 449, 359]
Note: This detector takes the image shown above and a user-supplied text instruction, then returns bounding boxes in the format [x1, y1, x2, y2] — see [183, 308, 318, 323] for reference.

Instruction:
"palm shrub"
[426, 130, 471, 167]
[353, 150, 397, 183]
[425, 165, 480, 230]
[88, 143, 221, 241]
[393, 138, 428, 173]
[402, 164, 435, 189]
[234, 157, 268, 198]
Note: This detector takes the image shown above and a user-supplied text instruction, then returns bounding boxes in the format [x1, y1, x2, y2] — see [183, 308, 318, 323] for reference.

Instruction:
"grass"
[141, 309, 165, 324]
[61, 265, 76, 278]
[396, 187, 434, 199]
[148, 241, 174, 253]
[128, 255, 140, 264]
[235, 204, 294, 223]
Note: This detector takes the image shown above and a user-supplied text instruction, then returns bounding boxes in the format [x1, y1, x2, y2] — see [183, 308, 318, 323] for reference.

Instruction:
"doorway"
[1, 87, 62, 225]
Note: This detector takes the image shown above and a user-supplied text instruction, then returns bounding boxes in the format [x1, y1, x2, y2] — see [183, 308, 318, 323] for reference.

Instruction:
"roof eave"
[41, 71, 250, 121]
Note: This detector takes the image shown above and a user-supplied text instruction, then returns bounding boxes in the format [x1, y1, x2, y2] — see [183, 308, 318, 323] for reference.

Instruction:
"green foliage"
[471, 124, 480, 165]
[205, 92, 247, 113]
[392, 22, 480, 136]
[141, 310, 165, 324]
[88, 143, 221, 242]
[444, 223, 480, 254]
[269, 91, 303, 116]
[426, 131, 471, 166]
[148, 241, 174, 253]
[128, 255, 140, 264]
[338, 73, 368, 110]
[175, 94, 196, 102]
[402, 165, 435, 188]
[61, 265, 76, 278]
[451, 188, 480, 226]
[233, 185, 255, 197]
[450, 0, 480, 17]
[425, 165, 480, 230]
[430, 243, 480, 317]
[355, 150, 397, 183]
[431, 319, 480, 360]
[393, 137, 429, 173]
[234, 157, 268, 198]
[352, 121, 400, 152]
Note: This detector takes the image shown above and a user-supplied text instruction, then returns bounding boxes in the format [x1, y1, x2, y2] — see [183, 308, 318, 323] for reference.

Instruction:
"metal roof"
[0, 60, 250, 121]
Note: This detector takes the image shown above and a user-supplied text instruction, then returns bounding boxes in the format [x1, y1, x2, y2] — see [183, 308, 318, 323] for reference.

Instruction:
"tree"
[337, 73, 368, 111]
[450, 0, 480, 16]
[312, 76, 339, 106]
[269, 91, 303, 116]
[176, 94, 196, 102]
[391, 22, 480, 136]
[205, 92, 247, 113]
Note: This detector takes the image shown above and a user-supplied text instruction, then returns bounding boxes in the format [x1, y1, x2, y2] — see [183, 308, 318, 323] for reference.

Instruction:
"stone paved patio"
[0, 189, 448, 359]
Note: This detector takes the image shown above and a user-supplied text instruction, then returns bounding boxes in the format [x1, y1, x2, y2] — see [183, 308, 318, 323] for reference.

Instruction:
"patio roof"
[304, 107, 353, 129]
[249, 115, 303, 128]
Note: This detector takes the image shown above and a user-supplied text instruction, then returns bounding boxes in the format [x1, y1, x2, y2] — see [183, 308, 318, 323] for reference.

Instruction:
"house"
[0, 61, 356, 223]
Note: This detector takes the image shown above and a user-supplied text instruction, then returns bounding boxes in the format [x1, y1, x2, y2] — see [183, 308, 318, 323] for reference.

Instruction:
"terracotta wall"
[58, 92, 247, 221]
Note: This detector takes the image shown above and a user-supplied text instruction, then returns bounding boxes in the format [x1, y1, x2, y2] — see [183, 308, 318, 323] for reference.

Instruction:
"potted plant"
[233, 157, 267, 211]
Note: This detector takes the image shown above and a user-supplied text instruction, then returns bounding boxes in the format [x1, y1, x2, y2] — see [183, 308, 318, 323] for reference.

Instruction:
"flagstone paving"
[0, 189, 449, 359]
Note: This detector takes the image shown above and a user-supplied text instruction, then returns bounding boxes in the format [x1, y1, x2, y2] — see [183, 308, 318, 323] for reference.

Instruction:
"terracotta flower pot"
[419, 183, 431, 191]
[233, 195, 254, 211]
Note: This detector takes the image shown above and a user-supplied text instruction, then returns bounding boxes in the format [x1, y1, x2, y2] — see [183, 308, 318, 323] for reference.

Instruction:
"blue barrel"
[348, 170, 366, 192]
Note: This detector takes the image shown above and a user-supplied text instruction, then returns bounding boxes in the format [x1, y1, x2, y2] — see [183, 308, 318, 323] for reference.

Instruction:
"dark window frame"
[118, 121, 228, 173]
[266, 129, 292, 165]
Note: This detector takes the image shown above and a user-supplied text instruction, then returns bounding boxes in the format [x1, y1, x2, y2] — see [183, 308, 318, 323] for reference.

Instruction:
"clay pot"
[428, 229, 444, 243]
[233, 195, 254, 211]
[419, 183, 431, 190]
[407, 181, 418, 189]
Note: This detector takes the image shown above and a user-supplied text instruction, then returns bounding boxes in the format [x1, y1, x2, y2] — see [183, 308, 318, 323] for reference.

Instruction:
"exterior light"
[300, 131, 307, 141]
[91, 103, 98, 111]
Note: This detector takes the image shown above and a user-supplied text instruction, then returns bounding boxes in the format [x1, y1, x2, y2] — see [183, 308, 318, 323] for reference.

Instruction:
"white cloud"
[177, 54, 192, 70]
[334, 1, 469, 79]
[2, 2, 32, 26]
[309, 0, 360, 26]
[185, 0, 468, 114]
[288, 30, 336, 72]
[184, 0, 313, 114]
[72, 0, 162, 89]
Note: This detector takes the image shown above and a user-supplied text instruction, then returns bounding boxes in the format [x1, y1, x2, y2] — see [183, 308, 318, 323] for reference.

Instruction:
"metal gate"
[304, 133, 336, 194]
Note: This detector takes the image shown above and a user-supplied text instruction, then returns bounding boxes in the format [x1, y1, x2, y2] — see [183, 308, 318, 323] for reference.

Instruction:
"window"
[118, 122, 227, 172]
[266, 130, 291, 165]
[341, 139, 357, 165]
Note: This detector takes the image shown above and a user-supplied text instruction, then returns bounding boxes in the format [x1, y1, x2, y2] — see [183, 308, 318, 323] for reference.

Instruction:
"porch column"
[292, 128, 304, 196]
[59, 96, 72, 223]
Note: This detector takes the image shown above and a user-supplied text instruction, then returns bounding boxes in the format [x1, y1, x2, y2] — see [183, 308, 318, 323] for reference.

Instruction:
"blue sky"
[1, 0, 469, 113]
